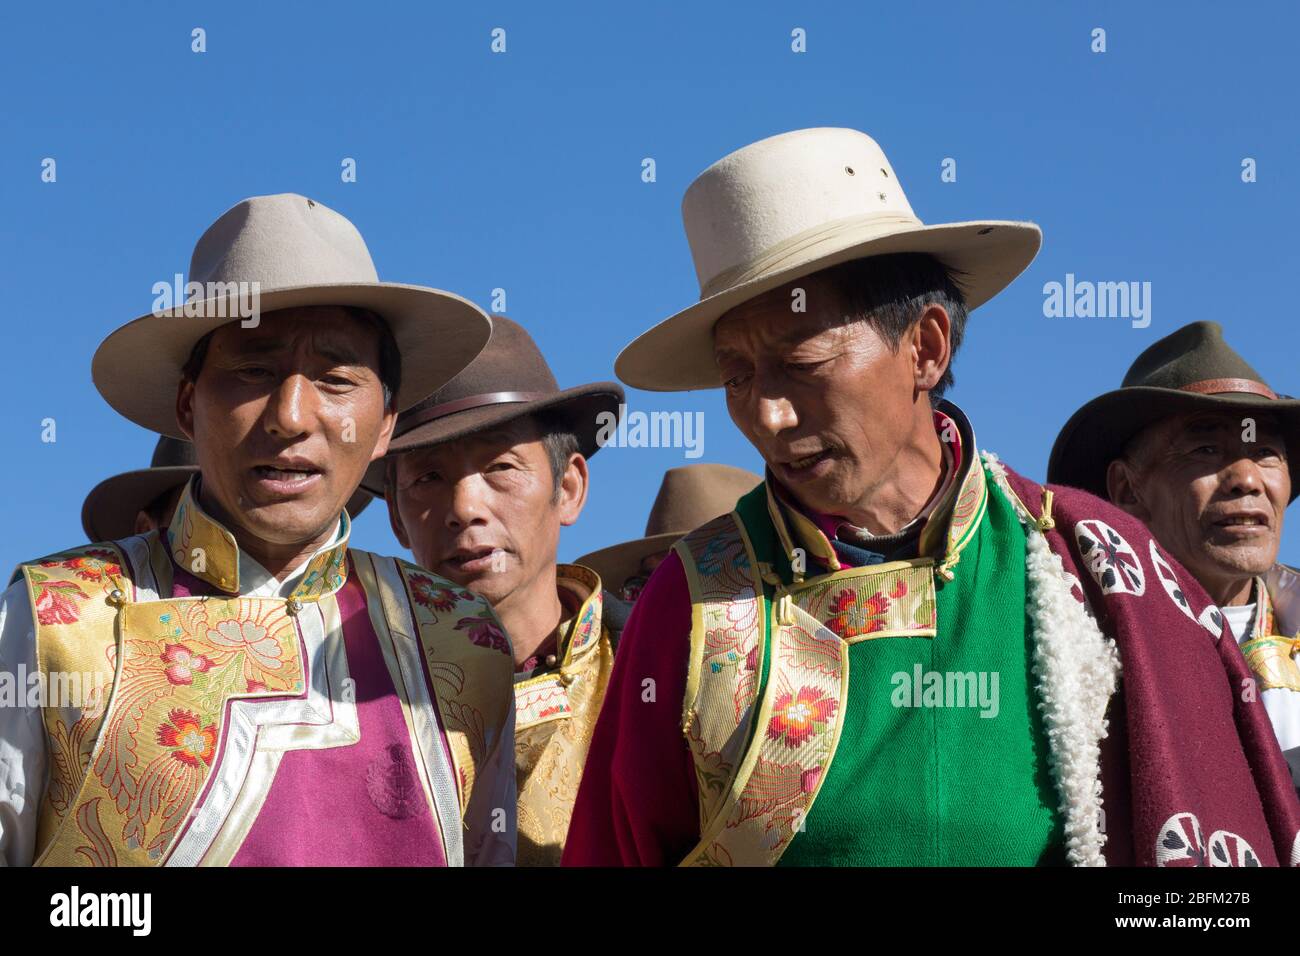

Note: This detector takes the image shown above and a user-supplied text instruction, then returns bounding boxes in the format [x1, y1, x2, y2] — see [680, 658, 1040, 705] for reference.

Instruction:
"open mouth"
[778, 448, 835, 478]
[446, 546, 508, 573]
[1210, 513, 1271, 535]
[250, 460, 324, 496]
[253, 465, 320, 483]
[790, 450, 830, 469]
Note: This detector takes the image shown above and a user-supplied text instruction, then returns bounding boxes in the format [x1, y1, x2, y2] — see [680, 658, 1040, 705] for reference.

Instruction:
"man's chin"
[1200, 540, 1279, 581]
[236, 498, 344, 544]
[439, 566, 513, 605]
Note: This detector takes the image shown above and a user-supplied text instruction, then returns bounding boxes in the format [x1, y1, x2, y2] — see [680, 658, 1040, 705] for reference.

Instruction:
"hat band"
[699, 213, 922, 299]
[395, 390, 551, 438]
[1179, 378, 1277, 400]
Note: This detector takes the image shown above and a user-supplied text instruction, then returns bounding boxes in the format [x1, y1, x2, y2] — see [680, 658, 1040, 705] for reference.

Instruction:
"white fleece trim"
[982, 451, 1122, 866]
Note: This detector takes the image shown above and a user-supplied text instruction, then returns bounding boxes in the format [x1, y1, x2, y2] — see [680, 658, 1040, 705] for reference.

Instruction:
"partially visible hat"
[363, 316, 624, 496]
[615, 127, 1041, 391]
[575, 463, 762, 588]
[1048, 321, 1300, 502]
[92, 193, 492, 438]
[82, 435, 372, 541]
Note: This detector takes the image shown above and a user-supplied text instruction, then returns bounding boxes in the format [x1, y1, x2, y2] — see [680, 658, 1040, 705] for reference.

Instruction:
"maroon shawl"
[1002, 464, 1300, 866]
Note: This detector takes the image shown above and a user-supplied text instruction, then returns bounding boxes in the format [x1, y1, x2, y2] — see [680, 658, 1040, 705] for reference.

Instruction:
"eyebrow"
[226, 336, 366, 366]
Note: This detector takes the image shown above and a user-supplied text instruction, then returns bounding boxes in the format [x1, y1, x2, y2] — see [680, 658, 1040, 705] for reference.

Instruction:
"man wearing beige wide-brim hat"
[576, 464, 761, 603]
[565, 128, 1300, 867]
[0, 193, 519, 867]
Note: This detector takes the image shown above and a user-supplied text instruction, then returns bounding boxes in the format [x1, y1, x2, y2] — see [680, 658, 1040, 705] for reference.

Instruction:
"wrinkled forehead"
[712, 277, 854, 356]
[209, 305, 381, 365]
[1166, 408, 1285, 441]
[394, 417, 545, 476]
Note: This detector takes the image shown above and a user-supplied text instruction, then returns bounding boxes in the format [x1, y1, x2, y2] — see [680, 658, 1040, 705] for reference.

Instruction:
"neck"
[840, 410, 945, 534]
[495, 564, 564, 670]
[197, 484, 337, 583]
[1209, 575, 1255, 609]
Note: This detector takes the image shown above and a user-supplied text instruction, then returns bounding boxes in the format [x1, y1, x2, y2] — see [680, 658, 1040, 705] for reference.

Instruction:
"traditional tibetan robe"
[513, 564, 616, 866]
[0, 478, 516, 866]
[563, 402, 1300, 867]
[1232, 566, 1300, 787]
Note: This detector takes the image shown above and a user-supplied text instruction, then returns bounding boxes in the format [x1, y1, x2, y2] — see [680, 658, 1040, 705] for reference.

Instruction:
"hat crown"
[681, 128, 920, 295]
[1122, 321, 1269, 391]
[188, 193, 381, 290]
[644, 464, 762, 536]
[149, 436, 198, 469]
[400, 316, 560, 421]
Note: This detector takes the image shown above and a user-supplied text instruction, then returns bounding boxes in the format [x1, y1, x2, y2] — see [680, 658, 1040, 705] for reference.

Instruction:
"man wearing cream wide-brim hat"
[566, 128, 1300, 867]
[0, 193, 518, 867]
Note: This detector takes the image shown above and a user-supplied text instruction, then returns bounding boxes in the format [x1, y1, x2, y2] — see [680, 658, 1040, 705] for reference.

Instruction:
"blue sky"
[2, 0, 1297, 571]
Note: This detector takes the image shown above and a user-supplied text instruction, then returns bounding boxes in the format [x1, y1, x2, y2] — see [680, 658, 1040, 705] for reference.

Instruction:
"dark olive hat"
[1047, 321, 1300, 502]
[363, 316, 624, 497]
[82, 435, 372, 541]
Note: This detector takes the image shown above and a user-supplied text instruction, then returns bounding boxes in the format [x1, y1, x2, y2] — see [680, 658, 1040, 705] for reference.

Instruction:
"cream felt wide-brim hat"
[92, 193, 492, 437]
[615, 127, 1042, 391]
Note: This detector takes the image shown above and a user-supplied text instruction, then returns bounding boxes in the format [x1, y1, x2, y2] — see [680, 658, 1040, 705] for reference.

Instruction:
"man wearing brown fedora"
[577, 464, 761, 604]
[565, 127, 1300, 867]
[376, 315, 626, 866]
[0, 193, 517, 867]
[82, 435, 373, 541]
[1050, 320, 1300, 788]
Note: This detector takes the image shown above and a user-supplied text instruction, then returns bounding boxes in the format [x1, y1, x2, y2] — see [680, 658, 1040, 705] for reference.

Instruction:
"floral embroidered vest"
[513, 564, 614, 866]
[673, 454, 1065, 866]
[15, 480, 514, 866]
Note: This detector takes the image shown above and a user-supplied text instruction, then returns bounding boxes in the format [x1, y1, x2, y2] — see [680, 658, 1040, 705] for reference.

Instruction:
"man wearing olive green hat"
[1050, 320, 1300, 787]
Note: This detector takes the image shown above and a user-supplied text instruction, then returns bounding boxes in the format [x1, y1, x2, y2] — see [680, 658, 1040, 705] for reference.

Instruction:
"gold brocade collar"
[554, 563, 605, 669]
[165, 476, 351, 599]
[764, 402, 989, 582]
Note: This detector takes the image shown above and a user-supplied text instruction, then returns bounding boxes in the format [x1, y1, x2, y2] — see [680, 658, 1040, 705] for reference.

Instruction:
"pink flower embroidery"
[34, 582, 88, 626]
[161, 643, 215, 685]
[409, 574, 461, 613]
[455, 615, 511, 655]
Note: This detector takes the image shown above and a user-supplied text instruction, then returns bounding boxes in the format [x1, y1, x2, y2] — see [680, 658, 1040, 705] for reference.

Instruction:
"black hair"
[811, 252, 969, 401]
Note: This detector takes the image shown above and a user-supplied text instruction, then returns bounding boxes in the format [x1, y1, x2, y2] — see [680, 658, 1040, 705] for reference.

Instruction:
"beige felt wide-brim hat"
[616, 128, 1042, 391]
[575, 463, 762, 589]
[92, 193, 492, 437]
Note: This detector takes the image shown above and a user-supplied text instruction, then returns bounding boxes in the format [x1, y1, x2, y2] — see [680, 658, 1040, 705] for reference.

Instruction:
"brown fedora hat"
[82, 435, 372, 542]
[575, 463, 762, 588]
[1048, 321, 1300, 502]
[363, 316, 624, 496]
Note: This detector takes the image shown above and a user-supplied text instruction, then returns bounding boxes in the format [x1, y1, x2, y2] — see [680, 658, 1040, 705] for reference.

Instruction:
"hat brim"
[81, 465, 373, 541]
[93, 283, 492, 438]
[361, 382, 625, 498]
[575, 531, 686, 593]
[615, 218, 1041, 391]
[1047, 387, 1300, 503]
